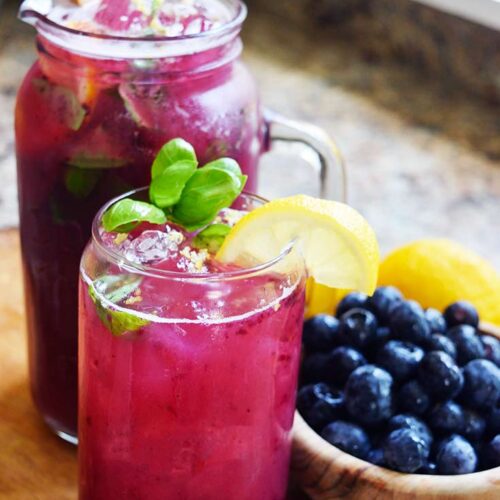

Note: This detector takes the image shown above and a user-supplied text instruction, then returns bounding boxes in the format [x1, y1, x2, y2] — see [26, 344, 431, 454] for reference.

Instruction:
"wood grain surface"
[0, 229, 77, 499]
[0, 229, 309, 500]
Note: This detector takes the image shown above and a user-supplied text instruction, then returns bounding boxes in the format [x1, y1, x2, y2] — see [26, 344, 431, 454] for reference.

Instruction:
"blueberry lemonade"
[78, 139, 378, 499]
[16, 0, 261, 440]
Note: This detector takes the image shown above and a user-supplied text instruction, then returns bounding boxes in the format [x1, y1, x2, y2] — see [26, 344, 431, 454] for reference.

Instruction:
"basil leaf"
[202, 158, 247, 190]
[67, 153, 128, 169]
[65, 167, 102, 198]
[88, 275, 149, 336]
[172, 168, 243, 231]
[93, 274, 142, 303]
[102, 199, 166, 232]
[149, 160, 197, 208]
[33, 78, 86, 131]
[151, 138, 198, 179]
[192, 224, 231, 253]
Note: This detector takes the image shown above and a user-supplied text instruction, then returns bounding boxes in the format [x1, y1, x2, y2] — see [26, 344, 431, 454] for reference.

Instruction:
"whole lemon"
[378, 239, 500, 326]
[305, 278, 349, 318]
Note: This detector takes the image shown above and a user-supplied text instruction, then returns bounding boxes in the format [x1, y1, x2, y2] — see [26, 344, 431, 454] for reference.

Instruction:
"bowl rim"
[292, 321, 500, 497]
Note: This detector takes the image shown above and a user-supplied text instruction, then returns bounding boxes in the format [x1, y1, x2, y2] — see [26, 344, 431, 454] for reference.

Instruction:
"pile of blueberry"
[297, 288, 500, 475]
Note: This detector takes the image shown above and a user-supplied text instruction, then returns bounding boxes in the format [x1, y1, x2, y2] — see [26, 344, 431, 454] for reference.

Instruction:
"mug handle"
[264, 109, 347, 201]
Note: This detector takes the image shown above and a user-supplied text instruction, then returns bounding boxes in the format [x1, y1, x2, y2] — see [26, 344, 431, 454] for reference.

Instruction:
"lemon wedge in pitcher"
[217, 195, 379, 294]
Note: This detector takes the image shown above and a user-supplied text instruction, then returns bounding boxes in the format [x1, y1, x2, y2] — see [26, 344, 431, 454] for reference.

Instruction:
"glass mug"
[16, 0, 345, 441]
[79, 190, 306, 499]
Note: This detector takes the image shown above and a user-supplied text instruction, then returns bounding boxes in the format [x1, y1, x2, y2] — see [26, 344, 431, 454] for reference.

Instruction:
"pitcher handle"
[264, 109, 347, 201]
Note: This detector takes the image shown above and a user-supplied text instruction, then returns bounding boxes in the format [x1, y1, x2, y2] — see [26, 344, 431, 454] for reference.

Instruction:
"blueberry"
[418, 461, 437, 474]
[426, 334, 457, 360]
[376, 340, 424, 382]
[418, 351, 464, 400]
[462, 359, 500, 410]
[366, 448, 385, 466]
[373, 327, 392, 350]
[481, 435, 500, 469]
[462, 409, 486, 442]
[297, 383, 344, 432]
[345, 365, 393, 426]
[328, 346, 367, 386]
[336, 292, 369, 318]
[339, 308, 378, 350]
[482, 335, 500, 366]
[397, 380, 431, 416]
[383, 429, 429, 473]
[436, 435, 477, 474]
[301, 353, 330, 384]
[486, 401, 500, 435]
[444, 301, 479, 328]
[447, 325, 485, 365]
[321, 420, 371, 459]
[297, 383, 330, 414]
[389, 300, 431, 345]
[367, 286, 403, 324]
[428, 401, 465, 435]
[425, 308, 447, 334]
[302, 314, 340, 353]
[387, 414, 433, 450]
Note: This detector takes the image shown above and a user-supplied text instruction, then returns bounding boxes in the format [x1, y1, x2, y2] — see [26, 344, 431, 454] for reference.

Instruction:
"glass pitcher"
[16, 0, 345, 442]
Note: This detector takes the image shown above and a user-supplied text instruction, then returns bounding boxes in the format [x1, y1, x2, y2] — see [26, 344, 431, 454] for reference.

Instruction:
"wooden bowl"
[291, 323, 500, 499]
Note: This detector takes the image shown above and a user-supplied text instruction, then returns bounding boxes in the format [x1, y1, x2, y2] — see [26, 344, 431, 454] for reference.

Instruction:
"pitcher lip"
[20, 0, 247, 58]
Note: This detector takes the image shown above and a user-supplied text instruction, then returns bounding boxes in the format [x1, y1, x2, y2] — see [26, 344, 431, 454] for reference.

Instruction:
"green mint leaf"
[192, 224, 231, 253]
[64, 167, 102, 198]
[88, 275, 149, 336]
[67, 153, 128, 169]
[33, 78, 86, 131]
[149, 160, 197, 208]
[172, 168, 243, 231]
[151, 138, 198, 179]
[102, 199, 166, 233]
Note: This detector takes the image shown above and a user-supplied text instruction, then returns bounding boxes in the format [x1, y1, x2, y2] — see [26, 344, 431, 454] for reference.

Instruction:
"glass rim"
[91, 187, 296, 283]
[19, 0, 248, 44]
[19, 0, 248, 61]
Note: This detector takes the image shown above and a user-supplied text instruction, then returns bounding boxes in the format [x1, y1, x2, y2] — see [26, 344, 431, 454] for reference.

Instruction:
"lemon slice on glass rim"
[217, 195, 379, 294]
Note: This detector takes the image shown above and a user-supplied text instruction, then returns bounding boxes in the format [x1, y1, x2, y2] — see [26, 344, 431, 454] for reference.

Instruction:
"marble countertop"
[0, 0, 499, 268]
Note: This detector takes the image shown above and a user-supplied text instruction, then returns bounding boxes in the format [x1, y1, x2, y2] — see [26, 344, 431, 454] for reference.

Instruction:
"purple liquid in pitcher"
[16, 0, 263, 438]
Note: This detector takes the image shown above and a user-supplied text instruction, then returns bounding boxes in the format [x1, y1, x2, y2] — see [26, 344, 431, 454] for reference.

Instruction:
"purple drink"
[79, 192, 306, 499]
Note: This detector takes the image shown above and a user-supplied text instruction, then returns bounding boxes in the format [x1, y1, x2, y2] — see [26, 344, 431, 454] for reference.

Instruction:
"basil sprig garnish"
[101, 138, 247, 233]
[95, 138, 247, 335]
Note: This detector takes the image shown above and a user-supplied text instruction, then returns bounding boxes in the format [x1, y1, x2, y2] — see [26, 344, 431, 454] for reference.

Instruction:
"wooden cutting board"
[0, 229, 77, 499]
[0, 229, 308, 500]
